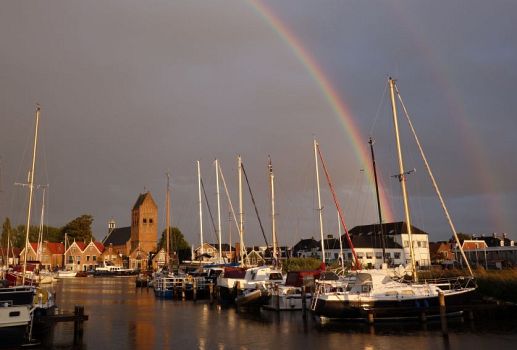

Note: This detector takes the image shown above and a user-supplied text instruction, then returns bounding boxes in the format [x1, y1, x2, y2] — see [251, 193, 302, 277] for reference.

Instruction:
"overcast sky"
[0, 0, 515, 247]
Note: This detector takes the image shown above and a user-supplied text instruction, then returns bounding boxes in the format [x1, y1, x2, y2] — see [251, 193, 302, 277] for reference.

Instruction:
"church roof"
[103, 227, 131, 246]
[132, 191, 156, 210]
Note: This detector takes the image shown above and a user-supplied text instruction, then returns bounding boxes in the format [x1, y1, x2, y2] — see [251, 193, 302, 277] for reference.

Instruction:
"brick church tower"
[130, 192, 158, 253]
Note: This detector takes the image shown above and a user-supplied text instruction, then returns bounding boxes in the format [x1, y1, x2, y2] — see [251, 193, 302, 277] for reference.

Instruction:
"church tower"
[130, 192, 158, 253]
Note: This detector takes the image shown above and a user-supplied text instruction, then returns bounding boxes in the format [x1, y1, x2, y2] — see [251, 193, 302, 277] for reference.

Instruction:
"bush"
[282, 258, 322, 273]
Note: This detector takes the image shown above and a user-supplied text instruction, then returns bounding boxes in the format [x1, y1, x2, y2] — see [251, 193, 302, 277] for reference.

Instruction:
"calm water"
[40, 278, 517, 349]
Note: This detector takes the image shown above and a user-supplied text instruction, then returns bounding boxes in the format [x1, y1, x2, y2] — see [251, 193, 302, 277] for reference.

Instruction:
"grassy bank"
[418, 268, 517, 303]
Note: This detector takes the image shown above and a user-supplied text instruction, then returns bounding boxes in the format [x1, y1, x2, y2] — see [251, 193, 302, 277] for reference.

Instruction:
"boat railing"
[421, 275, 476, 291]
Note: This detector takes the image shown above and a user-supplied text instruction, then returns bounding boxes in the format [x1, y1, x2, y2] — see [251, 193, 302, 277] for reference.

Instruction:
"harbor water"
[43, 277, 517, 349]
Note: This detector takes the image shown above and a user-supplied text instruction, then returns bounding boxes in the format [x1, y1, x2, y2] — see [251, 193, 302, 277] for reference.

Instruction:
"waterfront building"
[19, 241, 65, 270]
[64, 240, 105, 272]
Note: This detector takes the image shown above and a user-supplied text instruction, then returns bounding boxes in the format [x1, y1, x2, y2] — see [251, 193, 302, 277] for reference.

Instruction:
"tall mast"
[238, 156, 245, 265]
[215, 159, 222, 263]
[166, 172, 171, 268]
[337, 210, 344, 270]
[369, 137, 387, 264]
[269, 156, 278, 265]
[197, 161, 204, 256]
[313, 139, 326, 264]
[389, 77, 417, 281]
[37, 186, 48, 261]
[22, 104, 40, 285]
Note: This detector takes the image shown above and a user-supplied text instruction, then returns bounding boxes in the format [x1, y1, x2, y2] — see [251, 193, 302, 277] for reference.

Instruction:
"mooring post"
[367, 309, 374, 324]
[193, 278, 198, 302]
[420, 311, 427, 323]
[275, 284, 280, 312]
[182, 280, 186, 300]
[301, 286, 307, 319]
[439, 291, 448, 337]
[73, 305, 84, 345]
[209, 283, 214, 304]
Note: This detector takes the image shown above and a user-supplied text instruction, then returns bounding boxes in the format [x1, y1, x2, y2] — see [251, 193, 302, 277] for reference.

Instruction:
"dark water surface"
[43, 277, 517, 349]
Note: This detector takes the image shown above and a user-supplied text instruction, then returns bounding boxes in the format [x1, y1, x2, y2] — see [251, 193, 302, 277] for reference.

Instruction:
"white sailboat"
[311, 78, 476, 321]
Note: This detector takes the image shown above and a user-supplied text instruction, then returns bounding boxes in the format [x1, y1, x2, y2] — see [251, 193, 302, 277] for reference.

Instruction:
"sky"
[0, 0, 515, 247]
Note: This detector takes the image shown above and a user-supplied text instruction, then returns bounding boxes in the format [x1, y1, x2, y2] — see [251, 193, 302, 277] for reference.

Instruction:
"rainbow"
[248, 0, 395, 222]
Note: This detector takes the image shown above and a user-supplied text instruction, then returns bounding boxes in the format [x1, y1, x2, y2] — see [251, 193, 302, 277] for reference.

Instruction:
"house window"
[417, 241, 422, 248]
[86, 256, 90, 262]
[143, 218, 147, 224]
[366, 252, 373, 259]
[68, 256, 73, 264]
[357, 252, 364, 258]
[422, 241, 427, 248]
[93, 256, 97, 261]
[394, 252, 401, 259]
[149, 219, 153, 224]
[76, 256, 81, 263]
[403, 241, 409, 247]
[376, 253, 382, 259]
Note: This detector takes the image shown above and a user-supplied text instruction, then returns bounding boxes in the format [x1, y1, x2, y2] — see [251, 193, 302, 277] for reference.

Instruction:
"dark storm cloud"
[0, 0, 515, 245]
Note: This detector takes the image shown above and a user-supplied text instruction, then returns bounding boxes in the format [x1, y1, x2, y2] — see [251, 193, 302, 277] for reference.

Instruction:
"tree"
[158, 227, 190, 252]
[61, 214, 94, 242]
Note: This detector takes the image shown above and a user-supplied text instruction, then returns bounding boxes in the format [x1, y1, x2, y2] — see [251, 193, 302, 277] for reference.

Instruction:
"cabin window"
[9, 311, 21, 317]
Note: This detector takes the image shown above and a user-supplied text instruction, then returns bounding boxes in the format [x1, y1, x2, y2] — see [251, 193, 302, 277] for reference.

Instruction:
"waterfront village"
[2, 191, 515, 273]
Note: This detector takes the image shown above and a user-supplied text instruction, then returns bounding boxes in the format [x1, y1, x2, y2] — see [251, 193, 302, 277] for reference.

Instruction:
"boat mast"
[337, 210, 344, 270]
[238, 155, 245, 265]
[166, 172, 171, 268]
[394, 85, 474, 277]
[316, 142, 361, 270]
[215, 159, 223, 263]
[269, 156, 278, 265]
[22, 104, 40, 285]
[313, 139, 326, 264]
[197, 161, 204, 256]
[368, 137, 387, 264]
[388, 77, 418, 282]
[37, 186, 48, 262]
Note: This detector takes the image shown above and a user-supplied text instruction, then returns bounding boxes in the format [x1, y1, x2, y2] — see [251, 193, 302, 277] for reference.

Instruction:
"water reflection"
[40, 278, 517, 350]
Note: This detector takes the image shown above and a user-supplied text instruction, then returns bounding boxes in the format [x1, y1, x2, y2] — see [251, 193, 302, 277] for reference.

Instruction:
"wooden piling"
[301, 286, 307, 319]
[439, 291, 448, 337]
[209, 283, 214, 304]
[275, 284, 280, 312]
[420, 311, 427, 323]
[193, 278, 197, 302]
[367, 310, 374, 324]
[73, 305, 85, 345]
[182, 280, 186, 300]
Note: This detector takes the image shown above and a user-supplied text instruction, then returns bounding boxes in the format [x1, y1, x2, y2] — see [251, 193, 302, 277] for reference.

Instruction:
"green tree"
[61, 214, 94, 242]
[282, 257, 323, 273]
[158, 226, 190, 252]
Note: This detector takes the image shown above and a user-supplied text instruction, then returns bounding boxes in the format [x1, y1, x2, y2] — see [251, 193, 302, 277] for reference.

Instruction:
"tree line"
[0, 214, 94, 248]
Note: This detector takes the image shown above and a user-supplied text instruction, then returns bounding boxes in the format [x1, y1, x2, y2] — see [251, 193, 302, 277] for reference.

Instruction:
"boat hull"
[312, 288, 476, 321]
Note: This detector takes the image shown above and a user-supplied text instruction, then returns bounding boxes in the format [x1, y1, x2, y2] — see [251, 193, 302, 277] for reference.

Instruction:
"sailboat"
[311, 78, 477, 322]
[0, 105, 56, 346]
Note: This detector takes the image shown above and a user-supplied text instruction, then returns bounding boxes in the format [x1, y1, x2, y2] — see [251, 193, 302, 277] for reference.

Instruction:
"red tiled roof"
[46, 242, 65, 254]
[93, 241, 105, 253]
[75, 241, 87, 250]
